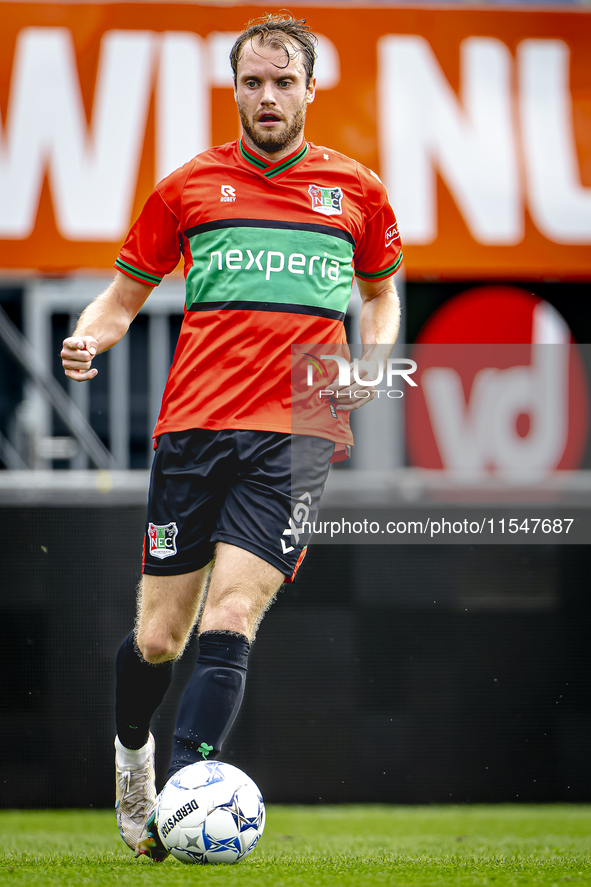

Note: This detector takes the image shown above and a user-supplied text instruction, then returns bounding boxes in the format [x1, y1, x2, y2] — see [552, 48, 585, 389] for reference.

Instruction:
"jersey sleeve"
[115, 187, 182, 286]
[353, 167, 403, 282]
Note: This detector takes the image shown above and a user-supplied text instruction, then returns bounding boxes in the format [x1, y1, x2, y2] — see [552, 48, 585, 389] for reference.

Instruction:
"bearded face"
[237, 95, 307, 155]
[234, 38, 315, 158]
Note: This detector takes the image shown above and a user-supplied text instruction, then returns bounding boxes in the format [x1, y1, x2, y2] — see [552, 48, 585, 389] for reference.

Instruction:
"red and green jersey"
[115, 138, 403, 447]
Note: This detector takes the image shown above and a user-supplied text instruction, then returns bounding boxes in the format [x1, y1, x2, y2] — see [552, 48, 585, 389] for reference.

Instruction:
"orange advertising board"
[0, 3, 590, 279]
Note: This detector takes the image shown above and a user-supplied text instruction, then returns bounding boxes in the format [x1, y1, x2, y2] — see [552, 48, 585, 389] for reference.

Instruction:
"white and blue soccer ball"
[155, 760, 265, 864]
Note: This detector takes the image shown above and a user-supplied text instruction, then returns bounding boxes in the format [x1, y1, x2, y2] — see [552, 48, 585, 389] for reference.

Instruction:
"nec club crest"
[308, 184, 343, 216]
[148, 521, 178, 559]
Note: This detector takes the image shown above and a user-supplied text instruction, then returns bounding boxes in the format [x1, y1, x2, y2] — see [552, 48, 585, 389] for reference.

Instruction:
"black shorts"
[142, 429, 334, 581]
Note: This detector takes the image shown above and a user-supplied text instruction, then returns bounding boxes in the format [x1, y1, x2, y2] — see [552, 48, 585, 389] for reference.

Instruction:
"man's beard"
[238, 101, 306, 155]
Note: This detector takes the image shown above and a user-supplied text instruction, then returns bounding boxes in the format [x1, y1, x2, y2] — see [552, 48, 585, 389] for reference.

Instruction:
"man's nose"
[260, 83, 276, 105]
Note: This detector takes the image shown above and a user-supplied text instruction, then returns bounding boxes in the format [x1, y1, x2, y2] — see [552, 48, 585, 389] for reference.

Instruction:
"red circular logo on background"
[406, 286, 589, 473]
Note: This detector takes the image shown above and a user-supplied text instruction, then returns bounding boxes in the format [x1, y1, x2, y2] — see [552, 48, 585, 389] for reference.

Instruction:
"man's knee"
[136, 627, 185, 664]
[198, 544, 284, 637]
[200, 583, 280, 638]
[135, 568, 209, 663]
[208, 587, 253, 619]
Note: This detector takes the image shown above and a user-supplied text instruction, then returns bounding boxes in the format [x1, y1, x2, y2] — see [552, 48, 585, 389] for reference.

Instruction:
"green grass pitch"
[1, 805, 590, 886]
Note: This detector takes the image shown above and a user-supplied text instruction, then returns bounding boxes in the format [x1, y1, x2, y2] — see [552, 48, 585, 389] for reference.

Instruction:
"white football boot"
[134, 806, 170, 862]
[115, 733, 157, 853]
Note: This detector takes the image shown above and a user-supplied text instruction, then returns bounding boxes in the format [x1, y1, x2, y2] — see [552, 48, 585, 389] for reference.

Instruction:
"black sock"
[167, 631, 250, 778]
[115, 632, 173, 750]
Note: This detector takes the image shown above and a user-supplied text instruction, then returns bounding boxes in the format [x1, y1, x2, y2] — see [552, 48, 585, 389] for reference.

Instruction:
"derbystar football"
[155, 761, 265, 864]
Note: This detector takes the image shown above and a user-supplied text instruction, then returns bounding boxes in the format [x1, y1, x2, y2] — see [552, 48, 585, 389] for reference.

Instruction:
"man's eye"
[278, 80, 291, 88]
[245, 80, 259, 88]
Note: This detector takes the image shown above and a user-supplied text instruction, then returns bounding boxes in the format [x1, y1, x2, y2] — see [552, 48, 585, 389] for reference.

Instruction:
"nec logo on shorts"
[148, 521, 178, 559]
[308, 184, 343, 216]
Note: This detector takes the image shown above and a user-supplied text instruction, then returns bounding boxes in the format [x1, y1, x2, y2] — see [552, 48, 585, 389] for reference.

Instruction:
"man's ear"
[306, 77, 317, 104]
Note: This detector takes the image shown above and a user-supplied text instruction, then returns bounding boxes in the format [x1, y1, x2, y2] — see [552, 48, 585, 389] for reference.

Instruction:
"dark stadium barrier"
[1, 504, 590, 808]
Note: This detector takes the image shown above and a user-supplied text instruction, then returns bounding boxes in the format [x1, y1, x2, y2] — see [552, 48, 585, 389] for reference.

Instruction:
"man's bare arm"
[61, 272, 153, 381]
[358, 275, 400, 355]
[332, 275, 401, 411]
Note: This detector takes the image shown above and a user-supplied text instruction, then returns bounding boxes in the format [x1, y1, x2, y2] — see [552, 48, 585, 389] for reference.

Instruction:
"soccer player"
[61, 14, 402, 861]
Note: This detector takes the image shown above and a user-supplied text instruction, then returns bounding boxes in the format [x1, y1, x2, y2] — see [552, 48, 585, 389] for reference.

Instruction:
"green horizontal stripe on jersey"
[185, 226, 354, 316]
[355, 253, 403, 280]
[185, 218, 356, 248]
[115, 258, 162, 285]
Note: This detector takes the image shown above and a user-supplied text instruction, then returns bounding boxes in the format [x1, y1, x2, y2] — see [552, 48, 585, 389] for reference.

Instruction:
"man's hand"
[330, 274, 401, 411]
[330, 357, 386, 412]
[60, 273, 153, 383]
[61, 336, 99, 381]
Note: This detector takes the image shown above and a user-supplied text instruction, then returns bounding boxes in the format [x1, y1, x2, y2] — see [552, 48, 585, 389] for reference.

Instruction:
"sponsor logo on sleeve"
[308, 184, 343, 216]
[385, 223, 399, 248]
[147, 521, 178, 559]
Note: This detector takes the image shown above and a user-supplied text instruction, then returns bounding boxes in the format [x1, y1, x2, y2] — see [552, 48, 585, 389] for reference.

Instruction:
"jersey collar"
[239, 138, 309, 179]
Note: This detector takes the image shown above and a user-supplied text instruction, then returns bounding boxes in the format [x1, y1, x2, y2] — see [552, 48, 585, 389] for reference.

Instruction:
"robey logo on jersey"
[220, 185, 236, 203]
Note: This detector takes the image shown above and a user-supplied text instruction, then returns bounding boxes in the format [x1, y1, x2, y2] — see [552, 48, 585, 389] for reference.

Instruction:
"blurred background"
[0, 0, 590, 807]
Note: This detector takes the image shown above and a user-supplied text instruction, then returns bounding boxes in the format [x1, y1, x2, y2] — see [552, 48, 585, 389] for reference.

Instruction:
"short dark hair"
[230, 13, 318, 87]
